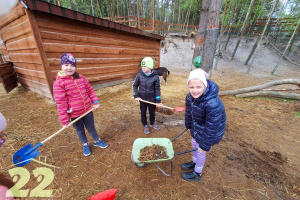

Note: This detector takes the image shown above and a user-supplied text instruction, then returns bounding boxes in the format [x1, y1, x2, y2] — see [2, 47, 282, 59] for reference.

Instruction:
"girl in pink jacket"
[53, 53, 107, 156]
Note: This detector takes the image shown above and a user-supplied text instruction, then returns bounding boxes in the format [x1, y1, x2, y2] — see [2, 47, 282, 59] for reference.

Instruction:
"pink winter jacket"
[53, 72, 99, 125]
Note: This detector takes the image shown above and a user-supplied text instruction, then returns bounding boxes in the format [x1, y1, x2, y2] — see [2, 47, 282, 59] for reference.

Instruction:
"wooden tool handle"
[138, 99, 174, 110]
[41, 108, 95, 144]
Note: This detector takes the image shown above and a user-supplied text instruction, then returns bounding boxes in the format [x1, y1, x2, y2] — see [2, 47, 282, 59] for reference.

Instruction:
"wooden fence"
[105, 16, 298, 35]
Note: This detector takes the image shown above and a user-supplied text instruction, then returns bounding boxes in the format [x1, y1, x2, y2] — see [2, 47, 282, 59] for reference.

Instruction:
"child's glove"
[93, 104, 100, 110]
[134, 97, 142, 102]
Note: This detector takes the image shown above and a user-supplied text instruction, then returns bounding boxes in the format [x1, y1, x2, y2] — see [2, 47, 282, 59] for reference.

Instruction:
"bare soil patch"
[0, 37, 300, 199]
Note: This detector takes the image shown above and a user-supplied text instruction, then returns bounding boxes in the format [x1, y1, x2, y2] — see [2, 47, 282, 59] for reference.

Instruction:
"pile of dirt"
[139, 145, 168, 161]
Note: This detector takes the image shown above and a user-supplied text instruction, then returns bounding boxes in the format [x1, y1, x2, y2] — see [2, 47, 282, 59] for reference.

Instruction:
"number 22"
[6, 167, 54, 197]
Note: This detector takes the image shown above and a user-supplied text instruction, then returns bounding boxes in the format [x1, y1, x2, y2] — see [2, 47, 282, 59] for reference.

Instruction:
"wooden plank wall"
[0, 62, 18, 93]
[34, 12, 161, 88]
[0, 3, 51, 98]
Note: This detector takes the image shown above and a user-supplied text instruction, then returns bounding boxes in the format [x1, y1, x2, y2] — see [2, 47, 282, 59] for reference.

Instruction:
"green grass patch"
[283, 98, 297, 102]
[296, 112, 300, 118]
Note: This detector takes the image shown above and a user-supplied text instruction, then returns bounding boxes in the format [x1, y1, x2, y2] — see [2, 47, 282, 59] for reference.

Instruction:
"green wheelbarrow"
[131, 129, 198, 176]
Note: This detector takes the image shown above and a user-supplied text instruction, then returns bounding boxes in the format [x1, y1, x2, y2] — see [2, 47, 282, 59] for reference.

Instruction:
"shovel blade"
[155, 107, 174, 115]
[174, 107, 186, 112]
[13, 143, 40, 167]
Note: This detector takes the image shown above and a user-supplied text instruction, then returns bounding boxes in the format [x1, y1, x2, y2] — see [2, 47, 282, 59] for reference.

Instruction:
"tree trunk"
[244, 34, 262, 65]
[265, 37, 300, 66]
[262, 88, 300, 91]
[73, 0, 78, 11]
[160, 0, 163, 22]
[244, 9, 262, 65]
[177, 1, 181, 24]
[165, 0, 169, 22]
[200, 0, 222, 75]
[214, 0, 228, 70]
[219, 79, 300, 96]
[106, 0, 110, 17]
[272, 0, 288, 36]
[287, 26, 298, 56]
[247, 0, 280, 73]
[90, 0, 94, 16]
[108, 0, 114, 21]
[272, 17, 300, 74]
[236, 91, 300, 100]
[116, 0, 119, 17]
[152, 0, 155, 32]
[141, 0, 144, 18]
[184, 0, 193, 33]
[96, 0, 102, 18]
[171, 0, 175, 23]
[224, 4, 242, 51]
[127, 0, 131, 16]
[192, 0, 210, 65]
[231, 0, 255, 60]
[133, 0, 136, 16]
[137, 0, 140, 29]
[246, 15, 260, 41]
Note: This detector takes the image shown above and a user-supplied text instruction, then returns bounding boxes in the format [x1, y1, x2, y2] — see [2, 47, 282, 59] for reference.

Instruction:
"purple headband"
[61, 53, 76, 67]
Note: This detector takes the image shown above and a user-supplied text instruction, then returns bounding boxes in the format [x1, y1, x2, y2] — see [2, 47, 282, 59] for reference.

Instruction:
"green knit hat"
[141, 57, 154, 69]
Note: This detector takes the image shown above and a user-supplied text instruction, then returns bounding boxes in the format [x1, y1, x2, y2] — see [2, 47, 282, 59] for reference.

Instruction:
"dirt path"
[0, 37, 300, 199]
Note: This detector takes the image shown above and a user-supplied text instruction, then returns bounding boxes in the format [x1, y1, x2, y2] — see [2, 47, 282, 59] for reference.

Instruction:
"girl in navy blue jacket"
[182, 69, 226, 181]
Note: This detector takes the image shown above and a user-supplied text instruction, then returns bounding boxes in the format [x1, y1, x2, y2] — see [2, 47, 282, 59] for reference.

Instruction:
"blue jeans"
[72, 112, 100, 145]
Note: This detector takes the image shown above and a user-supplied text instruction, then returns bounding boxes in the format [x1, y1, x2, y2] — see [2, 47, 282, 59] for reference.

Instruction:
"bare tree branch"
[219, 79, 300, 96]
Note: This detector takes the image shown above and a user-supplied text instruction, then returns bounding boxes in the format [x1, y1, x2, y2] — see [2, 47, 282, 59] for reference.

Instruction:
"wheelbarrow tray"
[131, 138, 174, 164]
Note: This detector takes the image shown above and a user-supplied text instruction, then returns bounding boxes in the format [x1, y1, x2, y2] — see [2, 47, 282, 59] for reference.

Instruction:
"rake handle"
[41, 108, 95, 144]
[138, 99, 174, 110]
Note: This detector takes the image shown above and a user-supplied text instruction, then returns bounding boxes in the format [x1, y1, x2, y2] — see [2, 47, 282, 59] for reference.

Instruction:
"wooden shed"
[0, 0, 163, 98]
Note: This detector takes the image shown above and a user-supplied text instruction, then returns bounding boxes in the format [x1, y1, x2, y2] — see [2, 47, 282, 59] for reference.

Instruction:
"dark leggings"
[72, 112, 100, 145]
[140, 101, 156, 126]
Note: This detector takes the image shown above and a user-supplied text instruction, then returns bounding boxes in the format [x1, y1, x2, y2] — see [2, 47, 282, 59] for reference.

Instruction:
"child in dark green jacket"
[132, 57, 161, 134]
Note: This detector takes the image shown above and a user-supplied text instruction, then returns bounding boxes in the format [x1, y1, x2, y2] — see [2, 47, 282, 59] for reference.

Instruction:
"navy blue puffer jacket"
[185, 80, 226, 151]
[132, 70, 161, 103]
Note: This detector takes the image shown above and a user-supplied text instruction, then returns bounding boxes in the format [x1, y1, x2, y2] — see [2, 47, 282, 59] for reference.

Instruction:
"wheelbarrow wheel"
[135, 162, 146, 168]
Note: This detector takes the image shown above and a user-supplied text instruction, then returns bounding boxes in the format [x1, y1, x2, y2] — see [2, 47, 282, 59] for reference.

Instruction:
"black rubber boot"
[182, 171, 202, 182]
[181, 161, 196, 170]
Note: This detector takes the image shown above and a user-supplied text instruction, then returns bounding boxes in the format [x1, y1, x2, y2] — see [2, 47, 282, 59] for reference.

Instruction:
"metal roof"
[23, 0, 164, 41]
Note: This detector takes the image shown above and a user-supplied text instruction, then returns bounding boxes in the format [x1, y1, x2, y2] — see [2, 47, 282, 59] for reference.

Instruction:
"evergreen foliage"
[41, 0, 298, 28]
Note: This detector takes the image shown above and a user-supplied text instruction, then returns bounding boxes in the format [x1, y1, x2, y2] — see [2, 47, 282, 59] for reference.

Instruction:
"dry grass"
[0, 69, 299, 199]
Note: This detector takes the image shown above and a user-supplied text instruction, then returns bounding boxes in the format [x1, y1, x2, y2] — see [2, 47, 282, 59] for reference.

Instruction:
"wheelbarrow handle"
[171, 129, 198, 156]
[171, 128, 188, 142]
[174, 148, 198, 156]
[41, 108, 95, 144]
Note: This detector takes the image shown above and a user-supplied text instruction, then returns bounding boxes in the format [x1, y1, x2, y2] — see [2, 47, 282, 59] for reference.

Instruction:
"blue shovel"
[13, 108, 95, 167]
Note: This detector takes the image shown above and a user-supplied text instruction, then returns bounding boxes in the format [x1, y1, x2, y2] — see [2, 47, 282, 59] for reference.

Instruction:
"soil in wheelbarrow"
[0, 57, 300, 199]
[139, 145, 169, 161]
